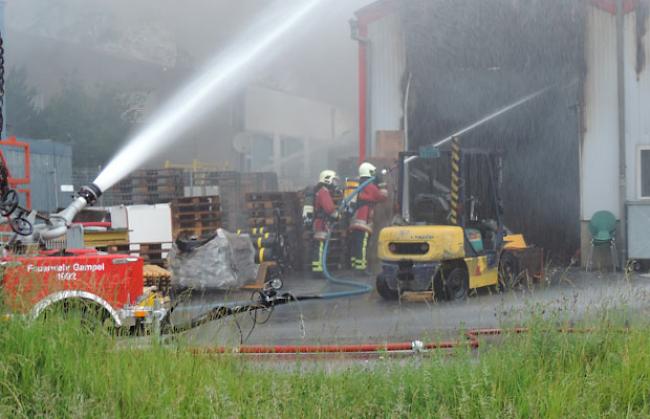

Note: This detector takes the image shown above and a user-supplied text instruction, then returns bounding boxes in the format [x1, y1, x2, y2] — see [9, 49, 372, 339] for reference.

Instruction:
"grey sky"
[6, 0, 371, 112]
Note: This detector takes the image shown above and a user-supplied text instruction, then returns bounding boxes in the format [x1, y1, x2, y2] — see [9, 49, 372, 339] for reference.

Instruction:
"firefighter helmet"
[319, 170, 338, 186]
[358, 162, 377, 178]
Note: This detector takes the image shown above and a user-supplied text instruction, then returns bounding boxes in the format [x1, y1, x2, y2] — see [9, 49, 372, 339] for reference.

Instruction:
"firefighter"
[311, 170, 341, 276]
[349, 162, 388, 273]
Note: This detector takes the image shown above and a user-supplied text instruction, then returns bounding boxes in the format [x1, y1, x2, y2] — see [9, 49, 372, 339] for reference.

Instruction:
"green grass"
[1, 313, 650, 418]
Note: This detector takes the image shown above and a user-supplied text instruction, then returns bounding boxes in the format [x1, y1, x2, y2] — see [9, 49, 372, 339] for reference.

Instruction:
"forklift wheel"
[444, 268, 469, 301]
[498, 252, 520, 291]
[376, 274, 399, 300]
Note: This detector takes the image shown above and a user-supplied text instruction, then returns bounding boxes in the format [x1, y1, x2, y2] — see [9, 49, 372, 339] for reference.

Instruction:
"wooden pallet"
[176, 221, 221, 231]
[171, 195, 221, 238]
[174, 212, 221, 221]
[174, 226, 219, 238]
[401, 291, 434, 303]
[102, 168, 185, 206]
[246, 192, 299, 203]
[248, 216, 296, 227]
[245, 200, 296, 210]
[174, 204, 220, 214]
[247, 208, 299, 218]
[143, 264, 172, 290]
[131, 243, 170, 267]
[174, 196, 220, 204]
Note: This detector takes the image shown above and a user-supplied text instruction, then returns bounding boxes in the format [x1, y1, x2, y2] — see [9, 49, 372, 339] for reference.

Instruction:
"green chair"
[585, 210, 618, 272]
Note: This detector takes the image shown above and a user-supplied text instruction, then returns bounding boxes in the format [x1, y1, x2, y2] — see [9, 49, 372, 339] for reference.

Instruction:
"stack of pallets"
[131, 243, 172, 267]
[246, 192, 299, 228]
[244, 192, 303, 271]
[102, 169, 185, 206]
[142, 264, 172, 293]
[180, 171, 279, 230]
[171, 195, 221, 238]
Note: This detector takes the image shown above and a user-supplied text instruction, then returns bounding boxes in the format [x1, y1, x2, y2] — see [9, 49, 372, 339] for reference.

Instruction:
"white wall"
[244, 86, 352, 141]
[367, 13, 406, 155]
[243, 86, 354, 189]
[581, 7, 620, 219]
[625, 10, 650, 202]
[582, 6, 650, 219]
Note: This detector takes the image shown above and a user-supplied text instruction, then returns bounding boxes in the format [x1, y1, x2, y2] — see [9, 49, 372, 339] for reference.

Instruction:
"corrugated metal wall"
[367, 13, 406, 155]
[0, 139, 73, 212]
[399, 0, 584, 261]
[624, 5, 650, 202]
[580, 2, 650, 263]
[581, 6, 650, 210]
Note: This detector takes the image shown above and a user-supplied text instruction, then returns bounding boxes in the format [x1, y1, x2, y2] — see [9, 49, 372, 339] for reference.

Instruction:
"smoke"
[92, 0, 325, 192]
[7, 0, 367, 170]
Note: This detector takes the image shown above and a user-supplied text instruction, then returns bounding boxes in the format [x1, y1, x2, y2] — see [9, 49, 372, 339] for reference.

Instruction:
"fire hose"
[163, 177, 377, 334]
[317, 176, 376, 299]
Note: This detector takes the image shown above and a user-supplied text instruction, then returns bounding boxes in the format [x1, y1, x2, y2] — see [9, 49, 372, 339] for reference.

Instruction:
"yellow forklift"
[376, 137, 543, 300]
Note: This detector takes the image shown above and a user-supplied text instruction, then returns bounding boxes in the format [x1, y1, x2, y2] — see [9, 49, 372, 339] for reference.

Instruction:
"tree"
[5, 67, 41, 138]
[5, 70, 134, 167]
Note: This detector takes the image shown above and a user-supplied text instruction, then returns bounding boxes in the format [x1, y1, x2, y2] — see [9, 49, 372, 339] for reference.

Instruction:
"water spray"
[13, 0, 324, 242]
[93, 0, 323, 193]
[405, 85, 552, 164]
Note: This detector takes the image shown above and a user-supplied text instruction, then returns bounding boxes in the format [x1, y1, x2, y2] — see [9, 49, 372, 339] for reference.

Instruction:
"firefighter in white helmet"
[311, 169, 340, 276]
[349, 162, 388, 273]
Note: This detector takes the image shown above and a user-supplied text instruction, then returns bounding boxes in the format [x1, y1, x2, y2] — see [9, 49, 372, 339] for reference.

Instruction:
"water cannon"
[38, 183, 103, 240]
[77, 183, 102, 206]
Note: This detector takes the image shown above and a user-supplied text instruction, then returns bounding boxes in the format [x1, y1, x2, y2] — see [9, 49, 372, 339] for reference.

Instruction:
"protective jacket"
[313, 185, 337, 241]
[350, 181, 388, 234]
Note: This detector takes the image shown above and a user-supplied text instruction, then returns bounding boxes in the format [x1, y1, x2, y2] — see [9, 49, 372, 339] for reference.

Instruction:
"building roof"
[354, 0, 398, 25]
[15, 138, 72, 157]
[591, 0, 639, 14]
[355, 0, 640, 22]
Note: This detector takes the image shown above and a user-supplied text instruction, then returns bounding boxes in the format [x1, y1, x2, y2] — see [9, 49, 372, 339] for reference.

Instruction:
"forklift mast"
[397, 138, 505, 230]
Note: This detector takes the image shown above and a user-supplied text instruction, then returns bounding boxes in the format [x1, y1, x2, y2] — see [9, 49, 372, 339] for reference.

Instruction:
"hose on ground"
[318, 176, 376, 299]
[161, 176, 379, 334]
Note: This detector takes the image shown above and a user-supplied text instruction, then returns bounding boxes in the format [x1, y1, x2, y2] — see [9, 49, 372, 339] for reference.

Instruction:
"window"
[639, 147, 650, 199]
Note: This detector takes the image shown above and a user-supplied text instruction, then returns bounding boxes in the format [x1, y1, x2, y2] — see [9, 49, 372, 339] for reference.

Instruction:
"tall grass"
[1, 313, 650, 418]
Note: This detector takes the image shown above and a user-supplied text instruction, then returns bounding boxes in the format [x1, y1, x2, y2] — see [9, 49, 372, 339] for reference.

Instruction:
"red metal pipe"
[357, 24, 368, 164]
[192, 327, 612, 357]
[75, 222, 111, 228]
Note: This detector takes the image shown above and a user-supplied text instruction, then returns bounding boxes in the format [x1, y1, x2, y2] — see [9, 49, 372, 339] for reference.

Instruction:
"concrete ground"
[168, 268, 650, 348]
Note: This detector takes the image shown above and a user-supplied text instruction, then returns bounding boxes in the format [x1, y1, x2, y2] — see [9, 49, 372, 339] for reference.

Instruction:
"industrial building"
[352, 0, 650, 265]
[0, 137, 72, 212]
[238, 85, 355, 190]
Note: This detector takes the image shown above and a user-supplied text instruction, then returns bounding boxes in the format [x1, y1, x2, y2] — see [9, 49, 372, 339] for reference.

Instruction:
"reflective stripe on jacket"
[350, 182, 388, 234]
[313, 186, 336, 239]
